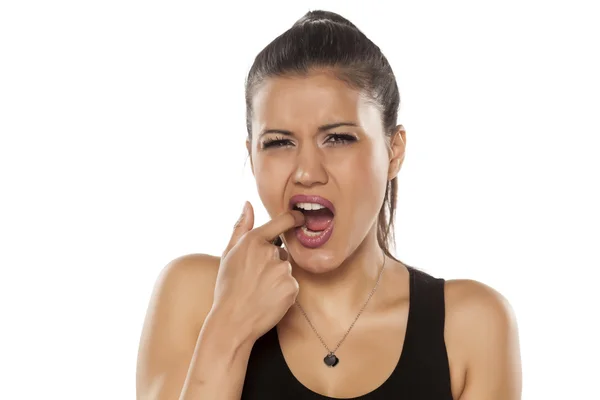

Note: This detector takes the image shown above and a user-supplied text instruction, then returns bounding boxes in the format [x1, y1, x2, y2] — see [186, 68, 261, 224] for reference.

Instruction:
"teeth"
[301, 225, 324, 236]
[294, 202, 326, 211]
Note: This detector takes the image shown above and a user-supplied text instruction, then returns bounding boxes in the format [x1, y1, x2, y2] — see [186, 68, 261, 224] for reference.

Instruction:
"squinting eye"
[262, 138, 293, 149]
[326, 133, 357, 145]
[261, 133, 356, 149]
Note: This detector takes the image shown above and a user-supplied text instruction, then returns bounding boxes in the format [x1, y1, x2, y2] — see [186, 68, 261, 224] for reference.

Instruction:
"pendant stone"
[324, 353, 339, 367]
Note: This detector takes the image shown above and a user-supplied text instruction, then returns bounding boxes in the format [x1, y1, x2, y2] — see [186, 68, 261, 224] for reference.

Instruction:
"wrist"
[185, 307, 256, 388]
[203, 305, 257, 350]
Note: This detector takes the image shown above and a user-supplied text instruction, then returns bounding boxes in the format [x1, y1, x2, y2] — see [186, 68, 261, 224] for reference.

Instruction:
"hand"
[212, 201, 305, 342]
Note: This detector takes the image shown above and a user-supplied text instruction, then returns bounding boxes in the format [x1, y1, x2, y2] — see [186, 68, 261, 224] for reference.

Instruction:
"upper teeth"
[295, 202, 326, 211]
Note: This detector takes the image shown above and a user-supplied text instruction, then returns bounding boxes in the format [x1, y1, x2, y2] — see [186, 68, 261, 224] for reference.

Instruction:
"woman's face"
[247, 71, 404, 273]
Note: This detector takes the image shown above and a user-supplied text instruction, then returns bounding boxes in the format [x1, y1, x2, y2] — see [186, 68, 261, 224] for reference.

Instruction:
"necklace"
[294, 249, 387, 367]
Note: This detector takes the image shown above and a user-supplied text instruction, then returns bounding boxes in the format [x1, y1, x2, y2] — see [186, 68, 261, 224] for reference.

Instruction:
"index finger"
[253, 210, 305, 243]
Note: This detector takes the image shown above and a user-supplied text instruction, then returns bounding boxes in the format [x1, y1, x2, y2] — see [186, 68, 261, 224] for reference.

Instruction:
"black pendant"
[323, 353, 339, 367]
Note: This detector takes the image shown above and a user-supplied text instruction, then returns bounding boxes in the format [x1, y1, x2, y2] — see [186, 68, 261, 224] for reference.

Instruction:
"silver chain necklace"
[294, 249, 387, 367]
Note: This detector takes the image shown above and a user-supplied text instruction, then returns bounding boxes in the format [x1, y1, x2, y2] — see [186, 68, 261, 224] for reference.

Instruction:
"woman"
[136, 10, 521, 400]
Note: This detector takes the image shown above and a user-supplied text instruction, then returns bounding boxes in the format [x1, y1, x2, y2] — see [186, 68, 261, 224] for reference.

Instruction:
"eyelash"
[262, 133, 357, 149]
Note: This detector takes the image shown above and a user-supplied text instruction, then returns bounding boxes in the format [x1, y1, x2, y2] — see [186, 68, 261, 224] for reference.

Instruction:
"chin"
[294, 259, 338, 274]
[283, 233, 342, 274]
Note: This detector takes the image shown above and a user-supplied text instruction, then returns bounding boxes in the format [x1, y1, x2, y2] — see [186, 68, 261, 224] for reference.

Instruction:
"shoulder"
[443, 279, 522, 398]
[444, 278, 517, 335]
[157, 252, 221, 286]
[141, 253, 223, 346]
[153, 253, 221, 328]
[137, 253, 222, 398]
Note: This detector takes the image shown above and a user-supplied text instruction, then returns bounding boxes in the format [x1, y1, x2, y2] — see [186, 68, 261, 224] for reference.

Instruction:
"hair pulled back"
[245, 10, 401, 259]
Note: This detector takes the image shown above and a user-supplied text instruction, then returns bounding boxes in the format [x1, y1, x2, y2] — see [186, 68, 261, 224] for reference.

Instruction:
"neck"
[289, 227, 387, 319]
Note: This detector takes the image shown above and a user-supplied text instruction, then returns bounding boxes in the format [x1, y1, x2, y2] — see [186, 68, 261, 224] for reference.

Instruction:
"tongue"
[302, 208, 334, 231]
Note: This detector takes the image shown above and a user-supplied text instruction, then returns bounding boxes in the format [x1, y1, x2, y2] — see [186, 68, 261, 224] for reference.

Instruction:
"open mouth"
[292, 202, 335, 233]
[289, 195, 335, 248]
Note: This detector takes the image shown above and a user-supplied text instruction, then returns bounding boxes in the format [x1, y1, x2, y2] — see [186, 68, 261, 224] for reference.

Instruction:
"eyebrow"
[259, 122, 359, 137]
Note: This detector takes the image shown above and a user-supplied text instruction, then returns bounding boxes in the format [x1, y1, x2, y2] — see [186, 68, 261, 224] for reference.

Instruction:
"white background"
[1, 0, 598, 398]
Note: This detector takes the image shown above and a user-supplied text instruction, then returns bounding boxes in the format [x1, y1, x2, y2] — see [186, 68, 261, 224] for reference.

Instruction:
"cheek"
[333, 148, 388, 217]
[356, 165, 387, 213]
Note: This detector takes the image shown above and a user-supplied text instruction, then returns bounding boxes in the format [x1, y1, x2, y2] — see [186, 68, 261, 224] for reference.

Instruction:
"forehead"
[251, 72, 381, 133]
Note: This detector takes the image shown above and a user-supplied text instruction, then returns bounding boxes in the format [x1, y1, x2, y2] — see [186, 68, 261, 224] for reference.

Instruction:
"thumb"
[223, 201, 254, 257]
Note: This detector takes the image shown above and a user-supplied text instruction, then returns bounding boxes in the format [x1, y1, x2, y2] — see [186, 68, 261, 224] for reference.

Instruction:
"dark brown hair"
[245, 10, 401, 260]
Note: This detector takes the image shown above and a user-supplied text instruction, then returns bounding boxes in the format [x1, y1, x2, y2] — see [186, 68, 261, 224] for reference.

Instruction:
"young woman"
[136, 10, 521, 400]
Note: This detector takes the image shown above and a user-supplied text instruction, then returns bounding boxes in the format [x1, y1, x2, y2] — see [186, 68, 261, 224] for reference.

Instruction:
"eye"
[261, 133, 357, 149]
[326, 133, 357, 146]
[262, 135, 294, 149]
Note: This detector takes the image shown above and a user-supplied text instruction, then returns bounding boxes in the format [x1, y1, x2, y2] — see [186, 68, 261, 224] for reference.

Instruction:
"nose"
[293, 145, 328, 187]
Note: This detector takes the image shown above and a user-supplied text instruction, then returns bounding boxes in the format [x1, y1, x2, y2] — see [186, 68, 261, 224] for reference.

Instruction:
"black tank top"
[241, 266, 453, 399]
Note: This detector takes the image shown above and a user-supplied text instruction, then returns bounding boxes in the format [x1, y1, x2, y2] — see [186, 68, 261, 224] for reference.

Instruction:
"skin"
[136, 70, 522, 399]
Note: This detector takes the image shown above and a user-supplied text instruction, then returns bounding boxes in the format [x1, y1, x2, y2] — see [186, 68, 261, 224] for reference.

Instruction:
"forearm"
[179, 308, 255, 400]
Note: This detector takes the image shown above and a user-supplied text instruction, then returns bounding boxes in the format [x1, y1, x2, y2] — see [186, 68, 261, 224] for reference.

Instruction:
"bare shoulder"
[444, 278, 517, 335]
[136, 253, 222, 399]
[152, 253, 222, 327]
[444, 279, 522, 399]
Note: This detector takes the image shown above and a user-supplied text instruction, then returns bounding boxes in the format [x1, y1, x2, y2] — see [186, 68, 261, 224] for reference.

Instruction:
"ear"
[387, 125, 406, 181]
[246, 138, 255, 175]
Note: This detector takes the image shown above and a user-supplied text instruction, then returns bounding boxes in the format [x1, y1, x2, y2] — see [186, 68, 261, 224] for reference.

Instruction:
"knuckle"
[244, 229, 258, 241]
[290, 277, 299, 292]
[244, 231, 262, 247]
[266, 256, 283, 268]
[272, 261, 290, 279]
[285, 279, 299, 301]
[279, 265, 297, 293]
[237, 230, 252, 244]
[259, 244, 276, 260]
[277, 260, 292, 274]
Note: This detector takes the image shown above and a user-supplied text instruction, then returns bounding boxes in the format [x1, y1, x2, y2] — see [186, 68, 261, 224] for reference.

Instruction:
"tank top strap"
[406, 265, 447, 344]
[399, 266, 452, 391]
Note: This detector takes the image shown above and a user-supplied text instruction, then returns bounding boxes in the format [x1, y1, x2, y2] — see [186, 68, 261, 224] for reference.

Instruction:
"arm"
[447, 280, 522, 400]
[179, 308, 255, 399]
[137, 206, 302, 399]
[136, 254, 254, 400]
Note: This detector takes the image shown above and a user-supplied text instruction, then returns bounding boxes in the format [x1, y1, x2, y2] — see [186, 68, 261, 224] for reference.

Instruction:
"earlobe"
[388, 125, 406, 180]
[388, 158, 402, 181]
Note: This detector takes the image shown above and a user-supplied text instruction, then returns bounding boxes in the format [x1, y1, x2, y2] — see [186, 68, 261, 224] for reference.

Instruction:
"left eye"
[327, 133, 356, 145]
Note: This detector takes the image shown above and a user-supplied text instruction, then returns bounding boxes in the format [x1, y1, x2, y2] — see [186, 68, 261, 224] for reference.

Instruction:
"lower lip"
[294, 220, 334, 249]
